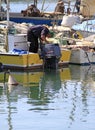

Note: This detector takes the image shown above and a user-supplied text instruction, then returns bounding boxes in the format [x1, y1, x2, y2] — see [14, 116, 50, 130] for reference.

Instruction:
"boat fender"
[8, 74, 19, 85]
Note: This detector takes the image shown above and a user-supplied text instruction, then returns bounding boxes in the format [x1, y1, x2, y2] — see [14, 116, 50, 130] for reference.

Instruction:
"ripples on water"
[0, 0, 95, 129]
[0, 65, 95, 130]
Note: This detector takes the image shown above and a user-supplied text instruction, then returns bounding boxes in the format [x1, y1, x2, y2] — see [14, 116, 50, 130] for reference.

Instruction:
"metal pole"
[41, 0, 46, 12]
[34, 0, 37, 7]
[6, 0, 10, 28]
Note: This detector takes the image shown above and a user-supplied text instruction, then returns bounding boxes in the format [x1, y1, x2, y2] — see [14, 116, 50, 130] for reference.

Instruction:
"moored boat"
[0, 0, 82, 26]
[61, 39, 95, 65]
[69, 47, 94, 65]
[0, 47, 71, 71]
[9, 12, 62, 26]
[0, 0, 65, 26]
[0, 24, 71, 71]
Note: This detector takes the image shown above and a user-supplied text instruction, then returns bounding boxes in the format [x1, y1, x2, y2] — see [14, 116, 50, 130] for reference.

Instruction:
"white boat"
[70, 48, 94, 65]
[69, 40, 95, 65]
[58, 34, 95, 65]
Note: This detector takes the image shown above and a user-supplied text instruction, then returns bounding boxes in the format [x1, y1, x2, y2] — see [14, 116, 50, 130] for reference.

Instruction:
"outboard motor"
[40, 43, 61, 70]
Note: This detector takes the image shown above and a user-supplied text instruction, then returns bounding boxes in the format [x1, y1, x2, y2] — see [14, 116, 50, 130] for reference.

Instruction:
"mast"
[34, 0, 37, 7]
[6, 0, 10, 28]
[4, 0, 10, 52]
[41, 0, 46, 12]
[0, 0, 1, 12]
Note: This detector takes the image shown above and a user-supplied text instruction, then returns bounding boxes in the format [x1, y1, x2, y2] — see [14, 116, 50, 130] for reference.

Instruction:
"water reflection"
[28, 70, 62, 109]
[0, 66, 95, 130]
[65, 65, 95, 128]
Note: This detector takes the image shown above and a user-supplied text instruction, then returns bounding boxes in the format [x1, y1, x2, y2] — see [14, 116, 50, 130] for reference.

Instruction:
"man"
[54, 0, 65, 14]
[75, 0, 81, 13]
[27, 25, 51, 53]
[21, 4, 41, 17]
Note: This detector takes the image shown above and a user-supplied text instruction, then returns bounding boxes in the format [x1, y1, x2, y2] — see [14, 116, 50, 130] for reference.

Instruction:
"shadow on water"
[0, 65, 95, 130]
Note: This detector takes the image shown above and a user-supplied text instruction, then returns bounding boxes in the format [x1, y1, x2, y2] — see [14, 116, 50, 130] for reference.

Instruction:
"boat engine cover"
[40, 43, 61, 59]
[40, 43, 61, 69]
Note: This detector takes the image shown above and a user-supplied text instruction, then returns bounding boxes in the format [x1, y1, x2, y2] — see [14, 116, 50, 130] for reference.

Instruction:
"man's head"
[58, 0, 64, 5]
[48, 30, 55, 38]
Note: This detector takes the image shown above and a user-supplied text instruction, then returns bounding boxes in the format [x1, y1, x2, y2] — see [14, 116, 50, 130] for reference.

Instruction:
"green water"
[0, 65, 95, 130]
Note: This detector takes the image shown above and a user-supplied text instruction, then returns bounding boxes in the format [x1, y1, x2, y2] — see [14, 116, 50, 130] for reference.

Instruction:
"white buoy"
[8, 74, 18, 85]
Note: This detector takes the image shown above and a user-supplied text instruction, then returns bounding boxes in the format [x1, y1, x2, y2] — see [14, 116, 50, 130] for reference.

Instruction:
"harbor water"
[0, 65, 95, 130]
[0, 0, 95, 130]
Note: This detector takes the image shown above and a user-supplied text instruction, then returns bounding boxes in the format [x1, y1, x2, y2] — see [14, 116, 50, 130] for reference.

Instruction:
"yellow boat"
[0, 49, 71, 71]
[0, 33, 71, 71]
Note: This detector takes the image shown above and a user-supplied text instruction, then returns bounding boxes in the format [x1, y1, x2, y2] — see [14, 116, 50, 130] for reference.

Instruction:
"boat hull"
[10, 17, 62, 26]
[8, 13, 62, 26]
[0, 49, 71, 71]
[70, 48, 95, 65]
